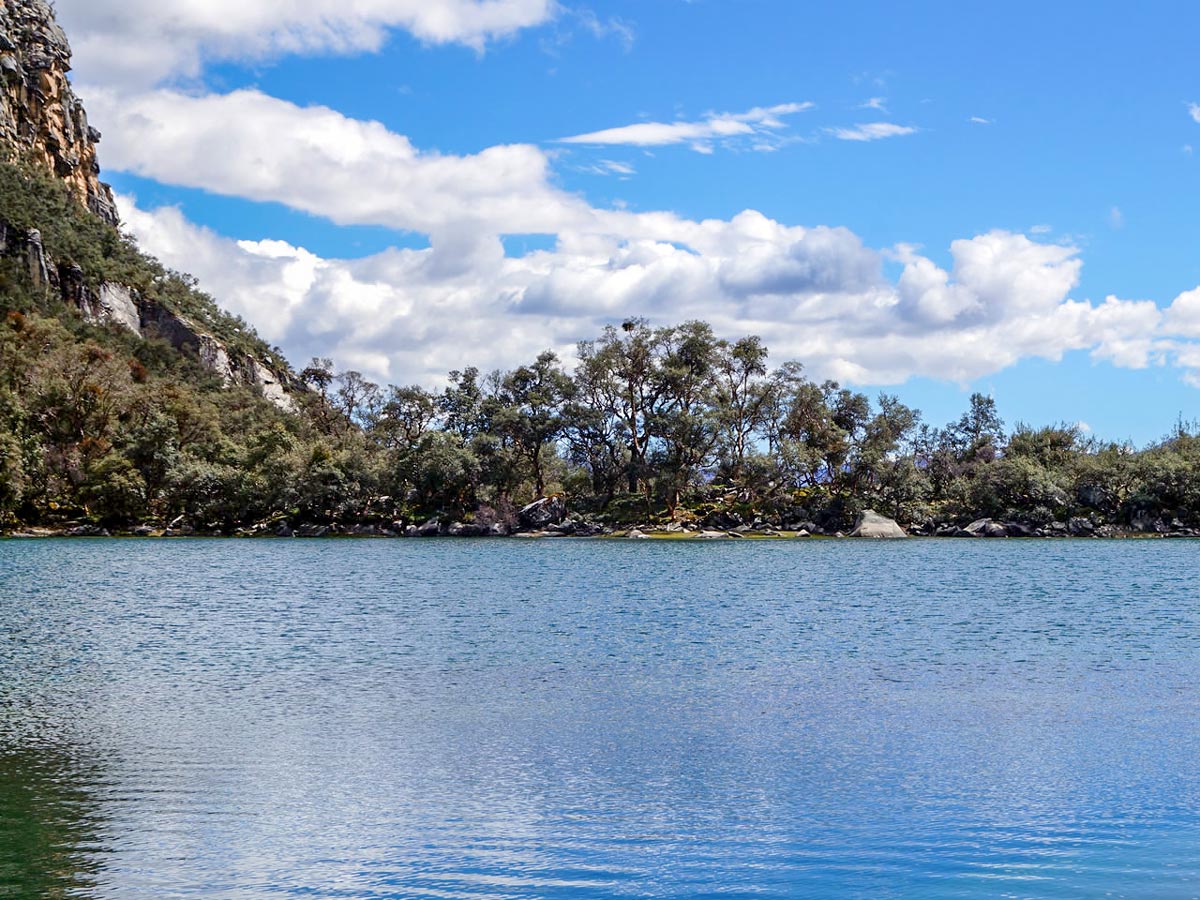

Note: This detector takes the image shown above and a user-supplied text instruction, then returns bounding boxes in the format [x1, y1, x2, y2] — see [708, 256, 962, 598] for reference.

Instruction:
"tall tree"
[495, 351, 575, 499]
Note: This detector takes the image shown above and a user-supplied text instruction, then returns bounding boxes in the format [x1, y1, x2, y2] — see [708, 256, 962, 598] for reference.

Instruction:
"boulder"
[519, 496, 567, 530]
[417, 518, 442, 537]
[963, 518, 992, 536]
[1068, 517, 1095, 536]
[850, 510, 907, 539]
[626, 528, 649, 540]
[448, 522, 489, 537]
[697, 530, 729, 540]
[983, 522, 1009, 538]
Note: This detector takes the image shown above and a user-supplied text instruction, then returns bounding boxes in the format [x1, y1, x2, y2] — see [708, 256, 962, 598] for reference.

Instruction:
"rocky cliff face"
[0, 0, 117, 225]
[0, 0, 301, 411]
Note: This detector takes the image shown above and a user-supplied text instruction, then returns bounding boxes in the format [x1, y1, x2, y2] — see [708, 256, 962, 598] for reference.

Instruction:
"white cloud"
[86, 87, 594, 236]
[1189, 102, 1200, 124]
[1163, 287, 1200, 337]
[79, 53, 1200, 393]
[558, 103, 813, 152]
[827, 122, 917, 142]
[860, 97, 888, 112]
[55, 0, 557, 88]
[581, 159, 636, 177]
[1109, 206, 1124, 229]
[117, 191, 1200, 391]
[969, 116, 991, 125]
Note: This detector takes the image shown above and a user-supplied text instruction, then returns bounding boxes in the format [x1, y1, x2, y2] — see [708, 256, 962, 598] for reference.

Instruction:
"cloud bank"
[119, 194, 1193, 392]
[54, 0, 557, 88]
[60, 2, 1200, 396]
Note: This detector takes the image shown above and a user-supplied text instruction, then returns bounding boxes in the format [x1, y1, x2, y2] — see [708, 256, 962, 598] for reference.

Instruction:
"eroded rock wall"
[0, 0, 117, 224]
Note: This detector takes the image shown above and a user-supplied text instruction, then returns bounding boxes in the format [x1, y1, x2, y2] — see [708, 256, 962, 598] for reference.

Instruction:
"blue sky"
[54, 0, 1200, 445]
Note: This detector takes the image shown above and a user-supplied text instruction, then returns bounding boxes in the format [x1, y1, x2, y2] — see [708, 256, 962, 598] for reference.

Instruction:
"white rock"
[850, 510, 907, 539]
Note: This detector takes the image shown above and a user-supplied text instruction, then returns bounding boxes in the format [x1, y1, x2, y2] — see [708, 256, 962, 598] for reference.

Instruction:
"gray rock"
[1068, 517, 1095, 536]
[850, 510, 907, 539]
[964, 518, 992, 536]
[519, 496, 568, 530]
[24, 229, 47, 287]
[697, 530, 728, 540]
[626, 528, 649, 540]
[417, 518, 442, 537]
[983, 522, 1009, 538]
[93, 283, 141, 334]
[67, 525, 108, 537]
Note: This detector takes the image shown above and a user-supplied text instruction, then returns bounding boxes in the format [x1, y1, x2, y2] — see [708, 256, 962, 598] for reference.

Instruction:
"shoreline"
[1, 527, 1192, 541]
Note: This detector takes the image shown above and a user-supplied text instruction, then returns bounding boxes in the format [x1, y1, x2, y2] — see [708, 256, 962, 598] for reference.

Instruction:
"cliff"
[0, 0, 116, 224]
[0, 0, 300, 411]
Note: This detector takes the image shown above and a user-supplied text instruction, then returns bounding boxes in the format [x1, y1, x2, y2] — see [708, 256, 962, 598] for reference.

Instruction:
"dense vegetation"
[2, 162, 1200, 536]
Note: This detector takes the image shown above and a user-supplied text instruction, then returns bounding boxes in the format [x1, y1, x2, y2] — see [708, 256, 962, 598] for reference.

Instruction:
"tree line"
[6, 305, 1200, 535]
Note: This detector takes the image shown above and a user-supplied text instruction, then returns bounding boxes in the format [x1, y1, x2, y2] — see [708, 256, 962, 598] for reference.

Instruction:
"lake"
[1, 538, 1199, 898]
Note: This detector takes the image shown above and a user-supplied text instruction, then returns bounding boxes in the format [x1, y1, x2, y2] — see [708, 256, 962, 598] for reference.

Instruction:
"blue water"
[1, 538, 1199, 899]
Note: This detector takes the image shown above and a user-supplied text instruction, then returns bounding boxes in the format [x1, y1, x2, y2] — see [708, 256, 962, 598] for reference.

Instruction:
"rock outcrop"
[0, 0, 116, 224]
[850, 510, 907, 539]
[519, 496, 568, 530]
[0, 0, 303, 413]
[0, 223, 300, 410]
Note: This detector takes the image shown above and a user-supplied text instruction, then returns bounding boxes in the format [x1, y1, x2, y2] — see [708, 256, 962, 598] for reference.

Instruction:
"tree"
[713, 335, 773, 482]
[651, 321, 722, 515]
[495, 351, 575, 499]
[333, 370, 381, 431]
[575, 319, 675, 495]
[373, 385, 440, 451]
[947, 393, 1006, 463]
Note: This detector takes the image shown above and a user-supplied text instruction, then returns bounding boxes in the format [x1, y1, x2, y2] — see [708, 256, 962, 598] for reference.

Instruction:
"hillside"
[0, 0, 332, 531]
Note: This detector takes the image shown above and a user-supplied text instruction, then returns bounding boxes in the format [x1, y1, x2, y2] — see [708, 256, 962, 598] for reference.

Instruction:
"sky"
[50, 0, 1200, 445]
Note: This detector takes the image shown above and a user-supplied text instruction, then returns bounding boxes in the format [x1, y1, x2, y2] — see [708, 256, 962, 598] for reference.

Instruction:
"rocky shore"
[5, 506, 1197, 541]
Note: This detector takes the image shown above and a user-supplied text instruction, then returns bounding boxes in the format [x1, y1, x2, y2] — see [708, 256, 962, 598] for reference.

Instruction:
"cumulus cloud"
[54, 0, 556, 88]
[79, 70, 1200, 392]
[117, 192, 1199, 391]
[1189, 102, 1200, 124]
[558, 103, 813, 152]
[86, 88, 594, 236]
[827, 122, 917, 142]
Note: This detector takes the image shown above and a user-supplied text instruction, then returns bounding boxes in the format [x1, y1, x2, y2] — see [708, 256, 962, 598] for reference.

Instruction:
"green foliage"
[0, 151, 1198, 534]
